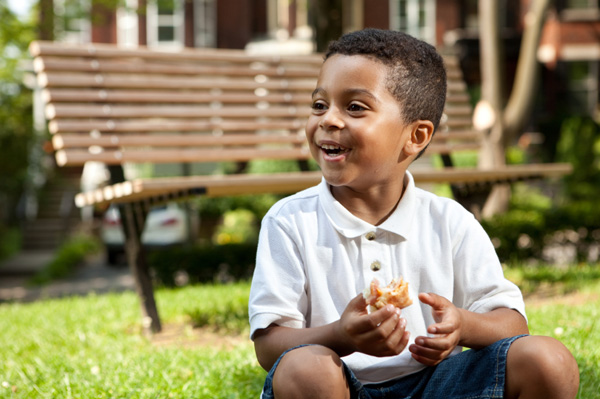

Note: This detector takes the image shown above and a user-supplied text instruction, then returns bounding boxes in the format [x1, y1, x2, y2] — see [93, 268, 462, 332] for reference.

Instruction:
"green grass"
[1, 268, 599, 398]
[0, 283, 265, 398]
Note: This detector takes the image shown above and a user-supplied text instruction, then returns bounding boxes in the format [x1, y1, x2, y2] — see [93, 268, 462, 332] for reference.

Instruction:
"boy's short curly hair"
[325, 29, 447, 134]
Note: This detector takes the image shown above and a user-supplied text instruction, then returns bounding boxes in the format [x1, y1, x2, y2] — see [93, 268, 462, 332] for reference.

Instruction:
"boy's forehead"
[320, 54, 389, 82]
[317, 54, 394, 96]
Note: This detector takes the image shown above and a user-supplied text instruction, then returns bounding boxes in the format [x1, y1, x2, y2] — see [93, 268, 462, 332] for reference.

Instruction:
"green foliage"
[148, 243, 257, 287]
[481, 184, 552, 263]
[182, 283, 251, 333]
[0, 3, 36, 223]
[0, 226, 21, 261]
[194, 193, 280, 219]
[556, 116, 600, 199]
[482, 208, 546, 262]
[31, 234, 102, 284]
[213, 209, 258, 245]
[504, 263, 600, 295]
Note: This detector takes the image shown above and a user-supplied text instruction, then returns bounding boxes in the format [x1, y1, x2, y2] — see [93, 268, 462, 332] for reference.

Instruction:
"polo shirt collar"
[318, 171, 417, 239]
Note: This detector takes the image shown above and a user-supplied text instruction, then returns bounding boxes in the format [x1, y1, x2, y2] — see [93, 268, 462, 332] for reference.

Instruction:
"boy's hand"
[409, 293, 462, 366]
[336, 294, 410, 358]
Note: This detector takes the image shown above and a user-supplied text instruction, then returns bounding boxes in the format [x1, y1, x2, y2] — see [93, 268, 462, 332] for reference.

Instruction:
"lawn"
[0, 266, 598, 399]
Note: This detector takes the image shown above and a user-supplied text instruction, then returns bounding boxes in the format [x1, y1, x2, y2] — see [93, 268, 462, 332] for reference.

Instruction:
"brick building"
[42, 0, 599, 122]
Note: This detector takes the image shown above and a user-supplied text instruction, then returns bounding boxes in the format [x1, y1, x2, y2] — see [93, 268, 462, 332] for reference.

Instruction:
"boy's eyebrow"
[311, 87, 379, 103]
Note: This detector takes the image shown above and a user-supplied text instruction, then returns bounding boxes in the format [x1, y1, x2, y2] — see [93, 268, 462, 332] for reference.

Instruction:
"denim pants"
[260, 335, 527, 399]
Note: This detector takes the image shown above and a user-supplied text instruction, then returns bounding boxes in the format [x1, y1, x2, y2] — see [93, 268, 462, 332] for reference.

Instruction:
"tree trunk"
[477, 0, 551, 218]
[502, 0, 552, 140]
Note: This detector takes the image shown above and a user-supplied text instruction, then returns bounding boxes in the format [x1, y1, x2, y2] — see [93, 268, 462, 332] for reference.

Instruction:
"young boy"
[248, 29, 579, 399]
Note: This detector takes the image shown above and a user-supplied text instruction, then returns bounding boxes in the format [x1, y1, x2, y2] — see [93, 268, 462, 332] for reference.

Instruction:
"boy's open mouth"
[320, 143, 350, 156]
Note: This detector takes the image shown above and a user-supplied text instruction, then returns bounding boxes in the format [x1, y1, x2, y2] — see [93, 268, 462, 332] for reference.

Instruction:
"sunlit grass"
[0, 267, 598, 398]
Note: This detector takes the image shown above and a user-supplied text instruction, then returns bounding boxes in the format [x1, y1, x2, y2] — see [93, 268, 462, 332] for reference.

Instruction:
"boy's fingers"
[428, 322, 455, 335]
[349, 293, 368, 310]
[368, 307, 402, 336]
[409, 343, 443, 362]
[413, 335, 451, 351]
[349, 304, 398, 335]
[418, 292, 448, 310]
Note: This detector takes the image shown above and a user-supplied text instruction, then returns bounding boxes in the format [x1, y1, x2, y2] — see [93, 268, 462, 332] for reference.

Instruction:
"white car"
[101, 203, 190, 265]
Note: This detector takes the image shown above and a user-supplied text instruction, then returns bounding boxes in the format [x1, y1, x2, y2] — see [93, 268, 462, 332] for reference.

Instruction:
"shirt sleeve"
[248, 211, 308, 340]
[450, 208, 527, 321]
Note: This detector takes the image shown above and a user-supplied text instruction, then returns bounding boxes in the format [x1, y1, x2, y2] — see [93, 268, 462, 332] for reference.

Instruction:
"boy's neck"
[329, 174, 408, 226]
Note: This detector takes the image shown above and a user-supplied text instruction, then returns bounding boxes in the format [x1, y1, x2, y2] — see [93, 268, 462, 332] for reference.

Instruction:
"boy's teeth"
[321, 144, 347, 153]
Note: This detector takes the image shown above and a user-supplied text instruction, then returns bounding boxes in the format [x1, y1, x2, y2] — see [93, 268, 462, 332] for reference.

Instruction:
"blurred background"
[0, 0, 599, 285]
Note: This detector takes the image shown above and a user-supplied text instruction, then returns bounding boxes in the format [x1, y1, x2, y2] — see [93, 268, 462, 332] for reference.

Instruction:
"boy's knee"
[507, 335, 579, 398]
[273, 345, 349, 398]
[512, 336, 577, 374]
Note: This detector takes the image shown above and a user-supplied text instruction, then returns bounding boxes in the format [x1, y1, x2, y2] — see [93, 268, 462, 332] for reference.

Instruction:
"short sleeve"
[451, 210, 527, 321]
[248, 212, 309, 340]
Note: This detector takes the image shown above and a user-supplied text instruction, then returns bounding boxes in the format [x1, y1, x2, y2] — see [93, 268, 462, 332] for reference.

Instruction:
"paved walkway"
[0, 251, 135, 303]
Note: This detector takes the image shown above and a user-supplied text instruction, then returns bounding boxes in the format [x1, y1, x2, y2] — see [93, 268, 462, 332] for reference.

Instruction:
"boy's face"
[306, 54, 417, 193]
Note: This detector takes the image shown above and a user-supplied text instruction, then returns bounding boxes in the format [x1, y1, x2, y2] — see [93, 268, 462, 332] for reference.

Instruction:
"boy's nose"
[319, 108, 345, 130]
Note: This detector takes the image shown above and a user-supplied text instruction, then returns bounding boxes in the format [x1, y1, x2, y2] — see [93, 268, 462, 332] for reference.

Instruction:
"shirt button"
[365, 232, 376, 241]
[370, 261, 382, 271]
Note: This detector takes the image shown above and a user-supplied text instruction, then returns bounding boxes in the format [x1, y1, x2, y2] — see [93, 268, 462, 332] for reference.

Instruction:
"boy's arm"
[253, 294, 410, 371]
[409, 293, 529, 366]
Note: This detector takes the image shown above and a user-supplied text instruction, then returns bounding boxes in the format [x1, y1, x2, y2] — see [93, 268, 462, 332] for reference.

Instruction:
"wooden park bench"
[28, 40, 571, 332]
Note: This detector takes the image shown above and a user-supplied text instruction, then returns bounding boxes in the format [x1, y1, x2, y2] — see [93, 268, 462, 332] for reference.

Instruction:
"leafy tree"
[0, 1, 36, 224]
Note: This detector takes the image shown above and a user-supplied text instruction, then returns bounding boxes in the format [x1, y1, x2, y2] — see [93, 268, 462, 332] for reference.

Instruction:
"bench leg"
[121, 202, 162, 334]
[441, 154, 492, 220]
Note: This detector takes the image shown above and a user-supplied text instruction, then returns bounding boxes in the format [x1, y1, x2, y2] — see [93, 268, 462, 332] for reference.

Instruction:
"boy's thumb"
[418, 292, 445, 309]
[349, 292, 368, 311]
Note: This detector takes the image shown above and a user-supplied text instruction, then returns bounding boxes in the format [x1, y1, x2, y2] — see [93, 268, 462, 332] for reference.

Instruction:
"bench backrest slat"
[31, 41, 481, 169]
[55, 146, 312, 166]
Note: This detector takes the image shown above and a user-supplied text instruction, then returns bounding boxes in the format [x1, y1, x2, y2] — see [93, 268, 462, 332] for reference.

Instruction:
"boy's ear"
[403, 120, 434, 156]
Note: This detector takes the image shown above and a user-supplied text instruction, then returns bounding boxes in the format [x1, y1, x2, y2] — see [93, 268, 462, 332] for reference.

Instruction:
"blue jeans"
[261, 335, 527, 399]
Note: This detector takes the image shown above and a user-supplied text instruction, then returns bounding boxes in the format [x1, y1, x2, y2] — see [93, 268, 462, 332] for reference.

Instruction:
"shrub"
[0, 226, 21, 262]
[555, 116, 600, 200]
[31, 234, 101, 284]
[481, 180, 600, 264]
[148, 243, 257, 287]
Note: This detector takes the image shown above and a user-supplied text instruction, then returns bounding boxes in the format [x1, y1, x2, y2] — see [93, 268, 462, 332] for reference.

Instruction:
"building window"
[389, 0, 435, 44]
[147, 0, 185, 49]
[564, 61, 599, 115]
[117, 0, 139, 47]
[566, 0, 598, 7]
[194, 0, 216, 47]
[54, 0, 91, 44]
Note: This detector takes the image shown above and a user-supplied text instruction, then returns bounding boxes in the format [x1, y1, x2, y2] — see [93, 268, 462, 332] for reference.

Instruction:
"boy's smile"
[306, 54, 416, 197]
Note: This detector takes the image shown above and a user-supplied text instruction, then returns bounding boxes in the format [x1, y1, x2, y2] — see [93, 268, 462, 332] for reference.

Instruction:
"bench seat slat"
[73, 163, 573, 208]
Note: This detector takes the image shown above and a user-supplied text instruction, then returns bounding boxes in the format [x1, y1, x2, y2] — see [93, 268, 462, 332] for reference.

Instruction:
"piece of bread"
[363, 277, 412, 311]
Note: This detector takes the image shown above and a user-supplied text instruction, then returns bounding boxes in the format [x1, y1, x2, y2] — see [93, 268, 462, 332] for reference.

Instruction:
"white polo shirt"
[248, 172, 526, 384]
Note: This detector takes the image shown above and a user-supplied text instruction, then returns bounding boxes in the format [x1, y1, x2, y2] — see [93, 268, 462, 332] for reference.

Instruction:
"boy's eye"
[348, 103, 366, 112]
[311, 101, 327, 111]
